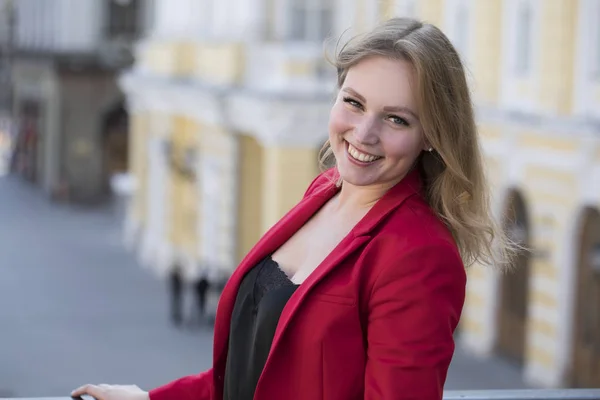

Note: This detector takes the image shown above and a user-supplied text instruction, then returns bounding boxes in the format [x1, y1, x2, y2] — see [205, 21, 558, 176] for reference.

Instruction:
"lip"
[345, 140, 380, 158]
[344, 140, 382, 166]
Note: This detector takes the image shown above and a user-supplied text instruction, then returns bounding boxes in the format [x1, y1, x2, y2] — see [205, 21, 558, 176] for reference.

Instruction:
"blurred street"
[0, 176, 529, 398]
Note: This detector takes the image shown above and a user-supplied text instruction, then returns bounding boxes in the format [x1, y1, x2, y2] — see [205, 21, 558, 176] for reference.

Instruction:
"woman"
[72, 17, 510, 400]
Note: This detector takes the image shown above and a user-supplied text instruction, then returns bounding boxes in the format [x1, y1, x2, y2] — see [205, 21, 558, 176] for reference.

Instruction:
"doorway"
[496, 189, 531, 366]
[572, 207, 600, 387]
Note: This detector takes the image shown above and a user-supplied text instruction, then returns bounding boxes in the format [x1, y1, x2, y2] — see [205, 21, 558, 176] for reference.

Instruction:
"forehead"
[343, 56, 417, 108]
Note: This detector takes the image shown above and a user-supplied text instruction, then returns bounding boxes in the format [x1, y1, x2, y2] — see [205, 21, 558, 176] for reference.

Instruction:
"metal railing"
[443, 389, 600, 399]
[3, 390, 600, 400]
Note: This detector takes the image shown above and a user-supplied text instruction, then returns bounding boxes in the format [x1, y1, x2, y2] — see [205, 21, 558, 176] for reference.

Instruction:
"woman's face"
[328, 56, 428, 189]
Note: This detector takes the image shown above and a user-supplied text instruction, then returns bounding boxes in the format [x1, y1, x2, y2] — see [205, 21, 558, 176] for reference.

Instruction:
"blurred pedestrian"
[72, 17, 512, 400]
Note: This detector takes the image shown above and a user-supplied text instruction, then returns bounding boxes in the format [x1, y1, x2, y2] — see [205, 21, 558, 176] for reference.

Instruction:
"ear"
[422, 141, 433, 153]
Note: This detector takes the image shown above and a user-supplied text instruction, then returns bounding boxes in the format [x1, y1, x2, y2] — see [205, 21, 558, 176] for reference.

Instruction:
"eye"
[343, 96, 363, 109]
[388, 115, 410, 127]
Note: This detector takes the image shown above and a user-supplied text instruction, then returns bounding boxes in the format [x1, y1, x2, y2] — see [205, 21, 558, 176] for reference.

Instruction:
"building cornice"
[476, 106, 600, 139]
[119, 70, 600, 148]
[118, 71, 332, 147]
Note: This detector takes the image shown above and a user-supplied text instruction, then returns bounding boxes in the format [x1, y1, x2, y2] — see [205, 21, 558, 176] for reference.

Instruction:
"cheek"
[383, 130, 423, 159]
[328, 103, 353, 140]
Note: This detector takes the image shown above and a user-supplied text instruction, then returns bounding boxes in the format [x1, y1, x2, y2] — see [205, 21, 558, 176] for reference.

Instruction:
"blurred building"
[7, 0, 151, 202]
[120, 0, 345, 284]
[120, 0, 600, 390]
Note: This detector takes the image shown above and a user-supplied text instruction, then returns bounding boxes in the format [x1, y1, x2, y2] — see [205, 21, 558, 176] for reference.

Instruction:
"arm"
[149, 369, 213, 400]
[364, 243, 466, 400]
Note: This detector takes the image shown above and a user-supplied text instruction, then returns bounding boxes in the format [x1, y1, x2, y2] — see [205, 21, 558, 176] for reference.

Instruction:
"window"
[454, 4, 469, 58]
[394, 0, 417, 18]
[106, 0, 142, 39]
[595, 2, 600, 78]
[288, 0, 333, 42]
[406, 0, 417, 18]
[141, 0, 156, 36]
[515, 1, 533, 75]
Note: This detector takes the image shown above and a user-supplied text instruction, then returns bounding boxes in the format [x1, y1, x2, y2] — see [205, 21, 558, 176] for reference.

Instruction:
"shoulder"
[366, 194, 465, 284]
[390, 194, 458, 251]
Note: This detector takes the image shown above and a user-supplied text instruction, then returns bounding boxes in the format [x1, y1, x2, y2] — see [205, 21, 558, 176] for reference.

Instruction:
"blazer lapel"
[213, 181, 339, 371]
[267, 233, 370, 349]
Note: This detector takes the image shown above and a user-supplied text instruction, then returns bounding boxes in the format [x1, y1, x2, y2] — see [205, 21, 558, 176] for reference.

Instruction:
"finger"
[70, 384, 89, 396]
[71, 384, 105, 399]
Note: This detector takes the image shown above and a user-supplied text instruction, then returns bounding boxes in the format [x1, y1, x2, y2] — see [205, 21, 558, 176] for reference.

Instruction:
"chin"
[336, 164, 381, 187]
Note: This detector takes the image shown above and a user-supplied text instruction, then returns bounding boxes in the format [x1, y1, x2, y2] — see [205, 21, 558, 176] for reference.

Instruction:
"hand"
[71, 384, 149, 400]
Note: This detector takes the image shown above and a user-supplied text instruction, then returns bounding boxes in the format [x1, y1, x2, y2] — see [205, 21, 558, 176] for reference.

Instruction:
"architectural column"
[418, 0, 444, 27]
[260, 145, 320, 232]
[152, 0, 198, 38]
[140, 113, 173, 275]
[227, 92, 331, 265]
[230, 0, 268, 40]
[124, 109, 149, 250]
[364, 0, 381, 28]
[470, 0, 502, 106]
[379, 0, 395, 19]
[537, 0, 578, 115]
[197, 125, 239, 281]
[168, 115, 201, 281]
[236, 134, 265, 264]
[231, 134, 321, 261]
[355, 0, 367, 32]
[335, 0, 358, 38]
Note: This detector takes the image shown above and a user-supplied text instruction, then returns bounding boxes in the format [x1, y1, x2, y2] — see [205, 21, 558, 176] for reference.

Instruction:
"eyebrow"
[342, 87, 420, 121]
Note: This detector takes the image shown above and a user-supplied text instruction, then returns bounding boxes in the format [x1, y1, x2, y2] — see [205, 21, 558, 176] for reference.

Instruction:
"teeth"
[348, 143, 380, 163]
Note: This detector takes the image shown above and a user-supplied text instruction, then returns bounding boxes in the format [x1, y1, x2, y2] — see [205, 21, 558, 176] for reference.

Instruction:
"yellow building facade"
[120, 0, 600, 389]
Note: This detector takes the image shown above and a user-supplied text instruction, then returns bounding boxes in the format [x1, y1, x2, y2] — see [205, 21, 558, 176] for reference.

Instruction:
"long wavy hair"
[320, 17, 515, 269]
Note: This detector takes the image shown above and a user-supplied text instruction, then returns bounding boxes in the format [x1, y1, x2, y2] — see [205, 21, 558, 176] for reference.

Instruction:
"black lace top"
[223, 256, 299, 400]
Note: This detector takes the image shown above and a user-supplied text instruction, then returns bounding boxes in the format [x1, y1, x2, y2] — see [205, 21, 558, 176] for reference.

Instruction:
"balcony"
[4, 390, 600, 400]
[243, 41, 335, 95]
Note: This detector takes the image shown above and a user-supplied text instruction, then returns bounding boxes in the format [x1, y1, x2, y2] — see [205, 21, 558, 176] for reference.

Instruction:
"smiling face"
[328, 56, 428, 190]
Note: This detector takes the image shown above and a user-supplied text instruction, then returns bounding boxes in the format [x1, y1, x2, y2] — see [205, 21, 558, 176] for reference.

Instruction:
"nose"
[353, 116, 379, 145]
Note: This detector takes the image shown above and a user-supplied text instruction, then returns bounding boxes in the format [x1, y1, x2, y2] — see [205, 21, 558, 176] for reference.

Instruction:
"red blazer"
[150, 168, 466, 400]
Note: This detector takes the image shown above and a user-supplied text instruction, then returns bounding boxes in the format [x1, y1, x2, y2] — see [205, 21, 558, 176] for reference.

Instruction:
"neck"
[333, 180, 396, 211]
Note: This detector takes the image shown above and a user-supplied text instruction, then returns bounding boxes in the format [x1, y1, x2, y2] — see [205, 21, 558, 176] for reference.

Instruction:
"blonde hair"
[320, 17, 514, 269]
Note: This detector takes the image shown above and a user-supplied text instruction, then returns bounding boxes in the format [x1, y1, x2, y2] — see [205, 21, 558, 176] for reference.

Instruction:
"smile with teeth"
[347, 142, 382, 163]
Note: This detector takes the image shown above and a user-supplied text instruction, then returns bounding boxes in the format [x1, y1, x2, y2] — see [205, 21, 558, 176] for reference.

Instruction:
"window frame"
[593, 1, 600, 79]
[286, 0, 334, 42]
[499, 0, 541, 113]
[394, 0, 418, 18]
[105, 0, 142, 40]
[514, 0, 533, 77]
[444, 0, 472, 62]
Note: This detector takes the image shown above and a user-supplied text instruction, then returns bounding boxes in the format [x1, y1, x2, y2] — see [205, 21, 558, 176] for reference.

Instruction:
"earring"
[427, 147, 433, 152]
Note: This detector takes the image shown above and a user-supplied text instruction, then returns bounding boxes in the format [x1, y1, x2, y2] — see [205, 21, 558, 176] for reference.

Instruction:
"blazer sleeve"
[149, 368, 213, 400]
[364, 241, 466, 400]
